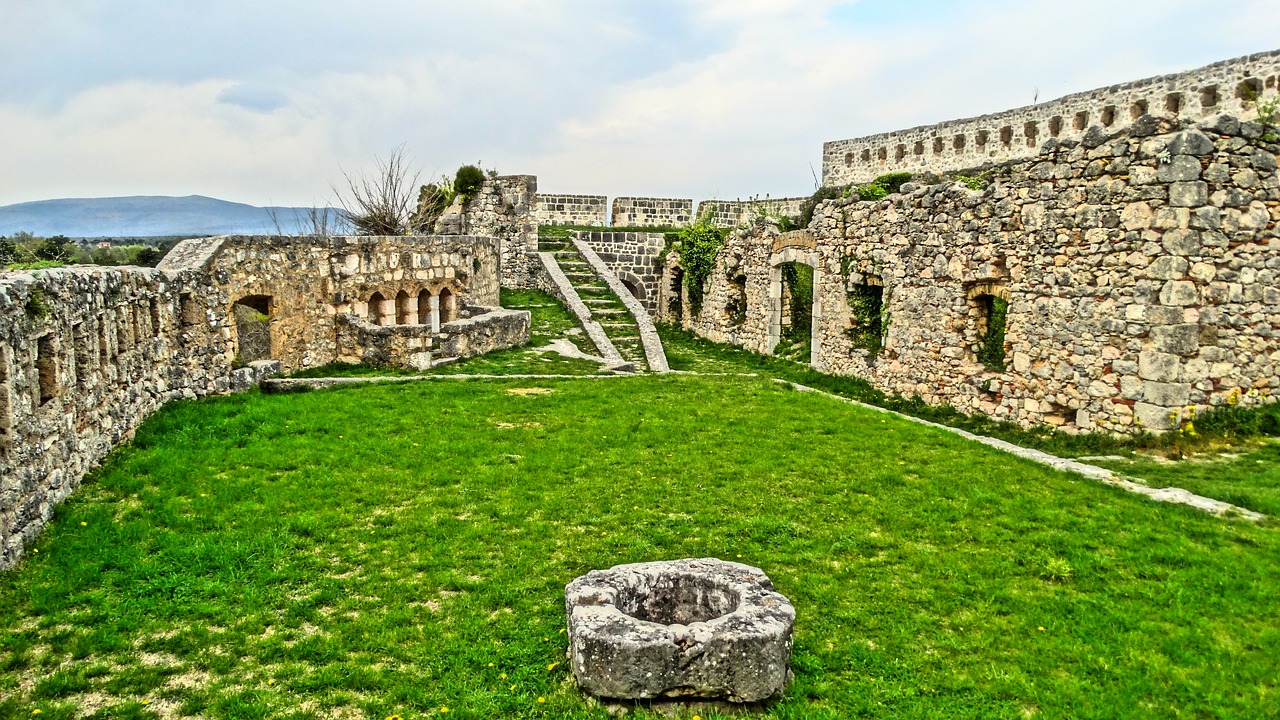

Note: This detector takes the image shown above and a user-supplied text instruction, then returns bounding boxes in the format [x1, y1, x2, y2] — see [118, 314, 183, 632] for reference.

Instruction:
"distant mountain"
[0, 195, 329, 237]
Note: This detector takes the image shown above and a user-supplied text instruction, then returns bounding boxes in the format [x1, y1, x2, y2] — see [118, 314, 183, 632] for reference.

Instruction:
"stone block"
[1167, 130, 1215, 156]
[1158, 280, 1199, 306]
[1139, 351, 1181, 382]
[1146, 256, 1188, 280]
[1161, 229, 1201, 256]
[1157, 155, 1202, 182]
[1141, 381, 1190, 407]
[1168, 182, 1208, 208]
[1150, 324, 1200, 355]
[1134, 402, 1178, 431]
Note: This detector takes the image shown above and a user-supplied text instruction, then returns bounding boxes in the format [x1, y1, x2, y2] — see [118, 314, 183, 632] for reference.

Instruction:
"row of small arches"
[367, 288, 456, 327]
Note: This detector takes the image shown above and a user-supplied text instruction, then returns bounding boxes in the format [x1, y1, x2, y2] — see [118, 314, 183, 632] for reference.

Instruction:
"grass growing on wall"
[1, 375, 1278, 719]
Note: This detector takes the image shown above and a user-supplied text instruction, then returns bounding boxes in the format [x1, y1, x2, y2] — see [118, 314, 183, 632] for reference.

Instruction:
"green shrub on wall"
[675, 219, 726, 316]
[454, 165, 486, 204]
[846, 283, 886, 357]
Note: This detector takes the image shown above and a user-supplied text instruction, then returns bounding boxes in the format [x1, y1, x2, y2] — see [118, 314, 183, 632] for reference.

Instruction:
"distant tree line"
[0, 232, 174, 269]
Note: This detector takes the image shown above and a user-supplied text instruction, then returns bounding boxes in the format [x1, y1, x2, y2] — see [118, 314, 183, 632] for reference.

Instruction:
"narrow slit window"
[37, 334, 57, 405]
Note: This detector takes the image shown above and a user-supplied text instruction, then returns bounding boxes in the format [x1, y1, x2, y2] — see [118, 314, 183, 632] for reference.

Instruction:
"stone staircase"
[537, 237, 667, 372]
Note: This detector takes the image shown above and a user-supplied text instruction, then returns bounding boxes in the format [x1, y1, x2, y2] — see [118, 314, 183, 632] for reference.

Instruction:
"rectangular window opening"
[36, 334, 57, 406]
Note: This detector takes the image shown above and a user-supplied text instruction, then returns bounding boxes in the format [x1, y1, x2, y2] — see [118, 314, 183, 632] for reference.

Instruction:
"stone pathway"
[779, 380, 1266, 521]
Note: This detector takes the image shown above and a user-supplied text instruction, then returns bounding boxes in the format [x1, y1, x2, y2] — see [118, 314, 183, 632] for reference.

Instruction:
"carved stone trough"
[564, 558, 794, 704]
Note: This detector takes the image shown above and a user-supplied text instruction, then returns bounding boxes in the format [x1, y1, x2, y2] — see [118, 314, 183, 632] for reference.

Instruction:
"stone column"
[429, 294, 441, 333]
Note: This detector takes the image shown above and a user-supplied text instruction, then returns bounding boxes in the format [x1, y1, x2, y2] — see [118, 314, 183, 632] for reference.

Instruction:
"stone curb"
[536, 252, 624, 363]
[779, 380, 1266, 521]
[572, 236, 671, 373]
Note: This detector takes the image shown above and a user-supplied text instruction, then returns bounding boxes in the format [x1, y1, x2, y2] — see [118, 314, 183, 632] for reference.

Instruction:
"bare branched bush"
[334, 146, 429, 236]
[268, 205, 342, 236]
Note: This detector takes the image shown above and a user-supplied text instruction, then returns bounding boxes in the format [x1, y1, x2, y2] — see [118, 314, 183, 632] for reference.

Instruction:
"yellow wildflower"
[440, 707, 449, 714]
[500, 673, 507, 679]
[80, 522, 87, 526]
[537, 697, 546, 704]
[547, 662, 559, 671]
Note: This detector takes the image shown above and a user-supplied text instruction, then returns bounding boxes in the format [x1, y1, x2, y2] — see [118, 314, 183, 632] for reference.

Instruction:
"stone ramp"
[572, 236, 669, 373]
[538, 237, 666, 372]
[535, 249, 626, 367]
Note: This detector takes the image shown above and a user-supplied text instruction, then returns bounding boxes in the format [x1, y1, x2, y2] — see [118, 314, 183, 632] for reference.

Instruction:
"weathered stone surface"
[1157, 155, 1202, 182]
[566, 558, 794, 703]
[1150, 324, 1200, 355]
[1168, 181, 1209, 207]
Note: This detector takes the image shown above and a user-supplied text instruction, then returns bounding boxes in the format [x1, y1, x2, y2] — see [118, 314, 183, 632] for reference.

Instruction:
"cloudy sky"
[2, 0, 1277, 208]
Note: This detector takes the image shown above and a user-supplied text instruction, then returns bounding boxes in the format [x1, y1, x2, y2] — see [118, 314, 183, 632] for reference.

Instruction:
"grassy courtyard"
[1, 373, 1278, 719]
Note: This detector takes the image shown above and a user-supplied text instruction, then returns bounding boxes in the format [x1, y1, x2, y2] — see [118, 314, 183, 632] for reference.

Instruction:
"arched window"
[417, 289, 432, 325]
[395, 290, 412, 325]
[368, 292, 387, 326]
[439, 287, 456, 324]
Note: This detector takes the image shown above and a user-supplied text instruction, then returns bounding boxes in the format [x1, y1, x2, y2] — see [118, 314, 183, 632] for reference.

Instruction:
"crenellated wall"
[824, 50, 1280, 188]
[611, 197, 693, 229]
[536, 194, 609, 227]
[674, 114, 1280, 434]
[0, 266, 240, 570]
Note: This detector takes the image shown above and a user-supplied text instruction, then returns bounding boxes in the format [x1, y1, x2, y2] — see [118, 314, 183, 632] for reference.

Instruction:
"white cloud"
[0, 0, 1277, 208]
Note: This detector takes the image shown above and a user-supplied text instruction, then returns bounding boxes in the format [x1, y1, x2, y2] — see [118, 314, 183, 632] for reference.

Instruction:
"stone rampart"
[677, 114, 1279, 434]
[576, 232, 666, 314]
[0, 266, 235, 570]
[824, 50, 1280, 187]
[536, 194, 608, 227]
[697, 198, 808, 229]
[163, 235, 502, 371]
[611, 197, 693, 229]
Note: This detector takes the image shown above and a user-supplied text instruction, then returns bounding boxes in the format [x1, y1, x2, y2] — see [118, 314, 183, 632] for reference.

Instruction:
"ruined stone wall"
[465, 176, 540, 287]
[577, 231, 667, 314]
[611, 197, 693, 229]
[536, 194, 608, 227]
[0, 266, 232, 570]
[163, 235, 501, 372]
[678, 114, 1279, 434]
[697, 198, 808, 229]
[824, 50, 1280, 188]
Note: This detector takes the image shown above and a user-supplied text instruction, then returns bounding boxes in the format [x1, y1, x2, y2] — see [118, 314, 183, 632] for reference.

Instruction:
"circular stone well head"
[564, 558, 795, 703]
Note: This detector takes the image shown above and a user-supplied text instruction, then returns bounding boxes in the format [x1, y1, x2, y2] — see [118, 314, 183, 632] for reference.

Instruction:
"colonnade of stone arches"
[365, 286, 458, 333]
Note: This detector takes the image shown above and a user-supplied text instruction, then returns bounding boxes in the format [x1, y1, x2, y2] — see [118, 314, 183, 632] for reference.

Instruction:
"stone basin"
[564, 558, 795, 703]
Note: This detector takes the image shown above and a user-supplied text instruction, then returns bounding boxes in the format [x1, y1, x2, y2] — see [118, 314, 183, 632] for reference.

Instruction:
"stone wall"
[464, 176, 541, 288]
[0, 266, 234, 570]
[675, 114, 1279, 434]
[335, 305, 530, 369]
[697, 198, 808, 229]
[824, 50, 1280, 188]
[163, 235, 502, 371]
[611, 197, 693, 229]
[536, 194, 608, 227]
[577, 231, 667, 314]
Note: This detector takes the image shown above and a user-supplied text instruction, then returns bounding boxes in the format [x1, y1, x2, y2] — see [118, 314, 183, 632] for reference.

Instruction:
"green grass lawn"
[2, 375, 1277, 719]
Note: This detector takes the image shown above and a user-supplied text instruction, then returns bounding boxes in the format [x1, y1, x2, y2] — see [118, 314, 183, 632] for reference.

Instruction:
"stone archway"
[767, 247, 821, 366]
[232, 295, 272, 363]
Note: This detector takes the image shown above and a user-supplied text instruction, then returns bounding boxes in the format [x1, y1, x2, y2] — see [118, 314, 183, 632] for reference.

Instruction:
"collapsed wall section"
[678, 115, 1280, 433]
[611, 197, 693, 229]
[163, 234, 503, 372]
[536, 194, 608, 227]
[824, 50, 1280, 187]
[0, 266, 232, 570]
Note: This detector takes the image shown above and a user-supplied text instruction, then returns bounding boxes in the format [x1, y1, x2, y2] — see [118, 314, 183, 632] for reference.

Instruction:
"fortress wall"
[164, 235, 502, 372]
[824, 50, 1280, 187]
[577, 231, 667, 314]
[0, 266, 232, 570]
[536, 194, 608, 227]
[611, 197, 693, 229]
[697, 198, 808, 229]
[466, 176, 540, 288]
[680, 115, 1279, 433]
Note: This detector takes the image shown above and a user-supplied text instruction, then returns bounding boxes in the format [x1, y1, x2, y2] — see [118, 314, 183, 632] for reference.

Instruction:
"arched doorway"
[417, 289, 433, 326]
[767, 249, 821, 365]
[232, 295, 272, 363]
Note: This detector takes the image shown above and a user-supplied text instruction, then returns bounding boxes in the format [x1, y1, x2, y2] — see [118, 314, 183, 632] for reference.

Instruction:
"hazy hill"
[0, 195, 326, 237]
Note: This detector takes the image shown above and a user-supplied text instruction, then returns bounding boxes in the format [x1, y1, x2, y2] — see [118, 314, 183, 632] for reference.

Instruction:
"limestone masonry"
[611, 197, 694, 228]
[535, 194, 608, 227]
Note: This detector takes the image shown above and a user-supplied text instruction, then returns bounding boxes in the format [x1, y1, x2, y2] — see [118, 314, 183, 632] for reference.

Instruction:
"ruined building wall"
[536, 194, 609, 227]
[464, 176, 540, 288]
[697, 198, 808, 229]
[0, 266, 233, 570]
[677, 114, 1279, 434]
[577, 232, 667, 314]
[824, 50, 1280, 188]
[162, 235, 502, 372]
[611, 197, 693, 229]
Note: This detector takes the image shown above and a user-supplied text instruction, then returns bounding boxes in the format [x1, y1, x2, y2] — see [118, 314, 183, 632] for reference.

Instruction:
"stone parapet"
[611, 197, 693, 229]
[697, 198, 808, 228]
[536, 194, 608, 227]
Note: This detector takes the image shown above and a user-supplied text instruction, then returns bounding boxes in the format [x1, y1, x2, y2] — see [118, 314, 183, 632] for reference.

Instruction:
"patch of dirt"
[506, 387, 554, 396]
[167, 668, 211, 690]
[493, 421, 543, 429]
